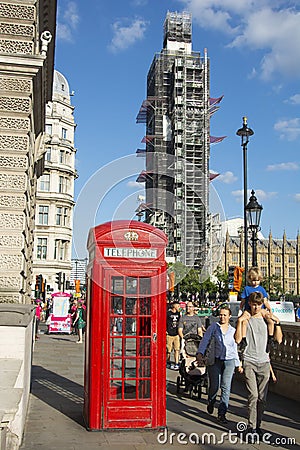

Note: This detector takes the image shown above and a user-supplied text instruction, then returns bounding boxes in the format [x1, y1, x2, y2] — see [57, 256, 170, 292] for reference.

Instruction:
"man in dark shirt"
[166, 301, 181, 370]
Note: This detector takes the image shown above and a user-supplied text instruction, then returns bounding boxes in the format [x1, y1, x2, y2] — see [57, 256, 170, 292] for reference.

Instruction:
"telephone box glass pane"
[124, 380, 136, 399]
[110, 337, 122, 356]
[125, 297, 137, 315]
[125, 318, 136, 335]
[139, 277, 151, 295]
[138, 380, 151, 399]
[139, 317, 151, 336]
[125, 338, 136, 356]
[112, 277, 124, 294]
[139, 297, 151, 315]
[139, 358, 151, 377]
[124, 358, 136, 378]
[111, 296, 123, 314]
[110, 317, 124, 334]
[139, 337, 151, 355]
[110, 358, 122, 378]
[126, 277, 137, 294]
[110, 381, 122, 399]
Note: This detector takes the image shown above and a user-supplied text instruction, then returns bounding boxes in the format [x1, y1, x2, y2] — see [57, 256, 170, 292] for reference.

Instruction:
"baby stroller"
[176, 333, 208, 399]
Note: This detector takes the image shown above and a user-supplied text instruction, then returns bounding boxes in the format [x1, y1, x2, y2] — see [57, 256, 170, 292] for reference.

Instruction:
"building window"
[275, 267, 281, 277]
[56, 206, 68, 226]
[289, 282, 295, 293]
[56, 207, 62, 225]
[274, 255, 281, 263]
[37, 238, 47, 260]
[232, 254, 239, 264]
[39, 174, 50, 191]
[261, 254, 267, 263]
[59, 150, 66, 164]
[45, 148, 51, 162]
[62, 127, 67, 139]
[289, 267, 295, 278]
[289, 255, 295, 264]
[63, 207, 68, 226]
[59, 176, 68, 193]
[54, 239, 67, 261]
[261, 266, 267, 277]
[45, 124, 52, 135]
[38, 205, 49, 225]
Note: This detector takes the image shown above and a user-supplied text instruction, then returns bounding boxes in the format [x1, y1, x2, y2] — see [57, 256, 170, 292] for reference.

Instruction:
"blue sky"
[55, 0, 300, 258]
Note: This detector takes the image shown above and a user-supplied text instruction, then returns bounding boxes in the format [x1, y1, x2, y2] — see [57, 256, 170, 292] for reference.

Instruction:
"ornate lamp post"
[236, 117, 254, 275]
[245, 190, 263, 268]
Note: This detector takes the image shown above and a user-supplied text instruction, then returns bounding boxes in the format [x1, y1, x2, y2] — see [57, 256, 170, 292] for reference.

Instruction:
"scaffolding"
[137, 12, 224, 272]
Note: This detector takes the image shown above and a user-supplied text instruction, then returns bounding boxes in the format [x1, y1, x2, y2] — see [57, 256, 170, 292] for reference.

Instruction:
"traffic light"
[75, 279, 80, 293]
[168, 271, 175, 293]
[234, 266, 244, 292]
[228, 266, 235, 291]
[37, 274, 43, 291]
[56, 272, 62, 289]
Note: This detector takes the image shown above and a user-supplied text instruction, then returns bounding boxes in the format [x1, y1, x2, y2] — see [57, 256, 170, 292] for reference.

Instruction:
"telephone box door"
[103, 269, 163, 429]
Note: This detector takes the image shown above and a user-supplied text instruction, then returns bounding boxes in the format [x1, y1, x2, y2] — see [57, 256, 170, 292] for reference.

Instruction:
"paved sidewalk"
[20, 329, 299, 450]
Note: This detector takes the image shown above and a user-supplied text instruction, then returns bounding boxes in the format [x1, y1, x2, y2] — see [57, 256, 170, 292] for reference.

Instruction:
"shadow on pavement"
[31, 365, 85, 427]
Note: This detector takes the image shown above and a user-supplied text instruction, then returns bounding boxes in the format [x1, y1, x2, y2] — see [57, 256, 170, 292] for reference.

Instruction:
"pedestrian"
[235, 291, 282, 438]
[196, 305, 242, 423]
[178, 301, 204, 339]
[34, 300, 43, 341]
[166, 301, 181, 370]
[73, 300, 86, 343]
[70, 298, 78, 335]
[238, 267, 275, 353]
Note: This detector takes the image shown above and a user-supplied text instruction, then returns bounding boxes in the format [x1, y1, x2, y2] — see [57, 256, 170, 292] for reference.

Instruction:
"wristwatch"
[274, 322, 281, 327]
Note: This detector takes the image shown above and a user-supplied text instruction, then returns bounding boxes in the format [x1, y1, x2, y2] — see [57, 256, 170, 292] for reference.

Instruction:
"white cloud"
[179, 1, 300, 80]
[266, 162, 299, 171]
[108, 17, 148, 52]
[127, 180, 144, 188]
[57, 1, 79, 42]
[285, 94, 300, 105]
[232, 189, 277, 202]
[217, 171, 238, 184]
[274, 118, 300, 141]
[294, 194, 300, 202]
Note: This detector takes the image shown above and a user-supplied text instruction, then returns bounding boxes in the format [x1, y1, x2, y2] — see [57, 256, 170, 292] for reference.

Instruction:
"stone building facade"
[0, 0, 57, 304]
[223, 229, 300, 296]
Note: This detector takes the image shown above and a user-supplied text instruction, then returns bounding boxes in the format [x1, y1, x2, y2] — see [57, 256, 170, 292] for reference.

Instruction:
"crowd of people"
[167, 267, 283, 439]
[32, 295, 86, 343]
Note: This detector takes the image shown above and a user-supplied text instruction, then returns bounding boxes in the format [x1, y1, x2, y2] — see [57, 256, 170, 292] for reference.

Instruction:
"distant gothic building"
[222, 228, 300, 296]
[32, 70, 77, 293]
[0, 1, 56, 304]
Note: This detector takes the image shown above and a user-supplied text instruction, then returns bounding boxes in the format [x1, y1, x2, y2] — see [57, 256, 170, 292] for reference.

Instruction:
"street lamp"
[236, 117, 254, 275]
[245, 189, 263, 268]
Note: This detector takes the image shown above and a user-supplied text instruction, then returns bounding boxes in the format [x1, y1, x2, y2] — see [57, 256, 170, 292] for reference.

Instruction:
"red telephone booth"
[84, 220, 168, 430]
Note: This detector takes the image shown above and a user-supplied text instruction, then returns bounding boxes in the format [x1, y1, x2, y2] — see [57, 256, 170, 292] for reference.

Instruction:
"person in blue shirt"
[239, 267, 275, 353]
[196, 305, 242, 424]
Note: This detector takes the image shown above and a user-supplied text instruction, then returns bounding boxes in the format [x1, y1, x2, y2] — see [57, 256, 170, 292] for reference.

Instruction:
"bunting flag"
[209, 105, 220, 117]
[136, 148, 146, 156]
[209, 172, 220, 181]
[135, 202, 152, 212]
[210, 135, 227, 144]
[136, 171, 153, 182]
[136, 97, 160, 123]
[209, 95, 224, 107]
[141, 135, 157, 144]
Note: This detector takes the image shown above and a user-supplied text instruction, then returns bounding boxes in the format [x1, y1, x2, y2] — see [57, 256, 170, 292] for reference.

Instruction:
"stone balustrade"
[269, 322, 300, 401]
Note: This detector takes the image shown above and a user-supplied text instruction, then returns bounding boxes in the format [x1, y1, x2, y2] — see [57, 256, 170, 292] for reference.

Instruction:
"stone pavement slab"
[20, 329, 300, 450]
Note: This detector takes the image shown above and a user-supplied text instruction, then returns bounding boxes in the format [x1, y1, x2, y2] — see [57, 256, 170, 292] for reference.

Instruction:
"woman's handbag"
[203, 333, 216, 366]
